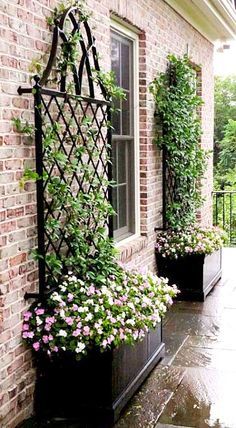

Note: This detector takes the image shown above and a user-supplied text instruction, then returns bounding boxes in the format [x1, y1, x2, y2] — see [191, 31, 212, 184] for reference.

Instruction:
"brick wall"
[0, 0, 214, 426]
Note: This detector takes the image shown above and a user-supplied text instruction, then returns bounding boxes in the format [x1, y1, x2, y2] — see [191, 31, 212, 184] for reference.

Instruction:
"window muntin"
[111, 28, 136, 241]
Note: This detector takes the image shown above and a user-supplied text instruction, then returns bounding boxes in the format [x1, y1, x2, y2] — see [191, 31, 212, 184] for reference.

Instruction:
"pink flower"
[67, 293, 74, 302]
[114, 299, 122, 306]
[59, 301, 66, 307]
[35, 308, 45, 316]
[23, 311, 32, 321]
[22, 331, 34, 339]
[33, 342, 40, 351]
[45, 316, 55, 324]
[102, 339, 108, 348]
[119, 329, 125, 340]
[72, 304, 79, 311]
[87, 285, 95, 296]
[45, 324, 51, 332]
[42, 335, 49, 343]
[83, 326, 90, 336]
[52, 346, 58, 352]
[65, 317, 74, 326]
[107, 335, 115, 344]
[72, 329, 81, 337]
[22, 323, 29, 331]
[48, 335, 53, 341]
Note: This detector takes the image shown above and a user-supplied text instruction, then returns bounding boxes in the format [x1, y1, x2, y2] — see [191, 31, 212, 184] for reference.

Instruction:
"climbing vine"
[13, 2, 125, 289]
[150, 54, 208, 229]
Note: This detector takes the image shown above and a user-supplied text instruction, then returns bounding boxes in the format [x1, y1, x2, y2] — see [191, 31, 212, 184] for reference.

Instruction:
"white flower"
[36, 316, 43, 326]
[58, 329, 67, 337]
[101, 286, 110, 296]
[127, 302, 135, 310]
[75, 342, 86, 353]
[59, 285, 66, 292]
[60, 309, 65, 318]
[51, 292, 62, 302]
[77, 306, 89, 313]
[108, 297, 114, 305]
[85, 313, 93, 321]
[126, 319, 135, 326]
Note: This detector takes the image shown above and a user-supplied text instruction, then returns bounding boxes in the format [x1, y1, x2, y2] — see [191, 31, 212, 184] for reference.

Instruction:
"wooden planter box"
[34, 324, 165, 427]
[156, 248, 222, 302]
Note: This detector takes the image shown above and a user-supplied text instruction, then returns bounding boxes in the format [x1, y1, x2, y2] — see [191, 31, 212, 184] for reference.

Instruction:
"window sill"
[116, 235, 148, 263]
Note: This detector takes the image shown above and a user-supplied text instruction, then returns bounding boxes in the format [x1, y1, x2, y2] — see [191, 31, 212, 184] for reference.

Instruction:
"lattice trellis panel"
[18, 7, 112, 299]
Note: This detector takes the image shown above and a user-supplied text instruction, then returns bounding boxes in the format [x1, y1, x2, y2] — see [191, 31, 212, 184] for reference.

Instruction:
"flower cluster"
[22, 269, 178, 356]
[155, 226, 226, 259]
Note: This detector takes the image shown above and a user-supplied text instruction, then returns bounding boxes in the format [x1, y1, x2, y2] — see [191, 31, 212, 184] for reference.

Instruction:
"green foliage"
[14, 3, 127, 287]
[12, 117, 34, 136]
[93, 70, 126, 103]
[150, 54, 208, 230]
[214, 75, 236, 146]
[214, 76, 236, 191]
[46, 1, 90, 26]
[218, 119, 236, 171]
[214, 76, 236, 190]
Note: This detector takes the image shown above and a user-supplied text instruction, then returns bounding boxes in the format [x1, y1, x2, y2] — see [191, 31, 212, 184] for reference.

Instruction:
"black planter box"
[156, 248, 222, 302]
[34, 324, 165, 427]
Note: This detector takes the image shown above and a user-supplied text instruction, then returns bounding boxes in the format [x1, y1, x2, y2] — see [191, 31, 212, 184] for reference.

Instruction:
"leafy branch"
[150, 54, 208, 229]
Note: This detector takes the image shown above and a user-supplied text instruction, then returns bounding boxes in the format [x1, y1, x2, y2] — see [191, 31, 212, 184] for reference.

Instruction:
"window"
[111, 23, 139, 241]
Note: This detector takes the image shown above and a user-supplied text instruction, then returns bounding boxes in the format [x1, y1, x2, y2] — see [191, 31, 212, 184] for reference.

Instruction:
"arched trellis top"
[39, 6, 107, 99]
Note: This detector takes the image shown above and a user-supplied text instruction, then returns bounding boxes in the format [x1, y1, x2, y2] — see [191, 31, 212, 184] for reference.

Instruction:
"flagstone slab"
[115, 365, 185, 428]
[158, 367, 236, 428]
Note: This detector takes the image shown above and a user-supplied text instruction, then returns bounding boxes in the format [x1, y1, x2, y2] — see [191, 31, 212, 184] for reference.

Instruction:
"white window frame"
[110, 19, 140, 244]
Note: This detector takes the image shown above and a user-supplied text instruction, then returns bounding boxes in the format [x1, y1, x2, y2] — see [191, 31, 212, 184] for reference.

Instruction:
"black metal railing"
[213, 191, 236, 245]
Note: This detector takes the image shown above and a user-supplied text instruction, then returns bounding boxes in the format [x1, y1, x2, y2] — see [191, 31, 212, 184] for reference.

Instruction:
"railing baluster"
[213, 190, 236, 246]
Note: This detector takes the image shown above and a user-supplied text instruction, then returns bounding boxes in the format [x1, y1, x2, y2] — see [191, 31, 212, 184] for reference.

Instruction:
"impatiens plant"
[22, 269, 178, 356]
[155, 226, 227, 259]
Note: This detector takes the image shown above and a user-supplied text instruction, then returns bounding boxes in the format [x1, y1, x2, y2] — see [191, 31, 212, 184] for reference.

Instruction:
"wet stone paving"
[116, 248, 236, 428]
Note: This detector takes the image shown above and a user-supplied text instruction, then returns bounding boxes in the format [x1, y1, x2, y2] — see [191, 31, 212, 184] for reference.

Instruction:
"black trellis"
[18, 7, 112, 300]
[162, 147, 176, 230]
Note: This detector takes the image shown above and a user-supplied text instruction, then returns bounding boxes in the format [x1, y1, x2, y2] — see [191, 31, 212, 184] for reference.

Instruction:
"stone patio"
[115, 248, 236, 428]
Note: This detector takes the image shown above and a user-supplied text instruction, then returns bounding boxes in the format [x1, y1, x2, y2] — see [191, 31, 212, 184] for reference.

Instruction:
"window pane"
[118, 142, 126, 184]
[118, 185, 127, 228]
[112, 187, 118, 230]
[111, 38, 120, 86]
[121, 92, 130, 135]
[111, 28, 135, 239]
[121, 43, 130, 90]
[112, 141, 117, 183]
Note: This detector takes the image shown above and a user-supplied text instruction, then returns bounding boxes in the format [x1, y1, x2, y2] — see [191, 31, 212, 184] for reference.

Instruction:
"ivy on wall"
[150, 54, 208, 230]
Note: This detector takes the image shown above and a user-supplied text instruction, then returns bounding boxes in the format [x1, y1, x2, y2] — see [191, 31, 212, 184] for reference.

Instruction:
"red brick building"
[0, 1, 236, 426]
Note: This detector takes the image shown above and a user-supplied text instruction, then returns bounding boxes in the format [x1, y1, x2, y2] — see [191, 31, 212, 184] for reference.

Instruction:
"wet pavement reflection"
[116, 248, 236, 428]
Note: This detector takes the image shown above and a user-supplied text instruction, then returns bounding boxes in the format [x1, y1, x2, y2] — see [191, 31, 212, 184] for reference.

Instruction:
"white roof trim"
[165, 0, 236, 42]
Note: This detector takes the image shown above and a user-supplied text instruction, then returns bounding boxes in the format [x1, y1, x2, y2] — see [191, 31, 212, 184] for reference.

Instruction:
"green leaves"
[12, 117, 34, 137]
[150, 54, 208, 230]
